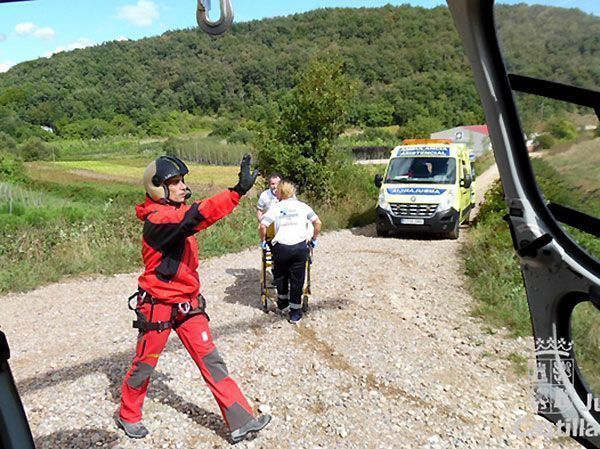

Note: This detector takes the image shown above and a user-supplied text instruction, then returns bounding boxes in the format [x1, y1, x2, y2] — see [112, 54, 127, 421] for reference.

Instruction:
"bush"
[62, 119, 117, 139]
[545, 117, 577, 141]
[533, 133, 555, 150]
[228, 128, 253, 144]
[354, 100, 395, 127]
[145, 112, 178, 137]
[362, 127, 396, 144]
[209, 117, 237, 138]
[163, 137, 183, 157]
[17, 137, 55, 161]
[0, 151, 26, 182]
[110, 114, 137, 136]
[0, 132, 17, 153]
[397, 115, 443, 140]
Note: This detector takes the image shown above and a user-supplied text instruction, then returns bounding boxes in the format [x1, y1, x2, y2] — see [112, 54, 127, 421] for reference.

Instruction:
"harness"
[127, 289, 207, 333]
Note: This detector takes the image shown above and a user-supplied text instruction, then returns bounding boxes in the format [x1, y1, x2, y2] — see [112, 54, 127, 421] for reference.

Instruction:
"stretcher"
[260, 243, 312, 313]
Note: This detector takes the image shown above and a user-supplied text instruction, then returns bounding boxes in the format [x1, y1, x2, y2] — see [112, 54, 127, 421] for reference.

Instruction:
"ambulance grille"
[390, 203, 438, 217]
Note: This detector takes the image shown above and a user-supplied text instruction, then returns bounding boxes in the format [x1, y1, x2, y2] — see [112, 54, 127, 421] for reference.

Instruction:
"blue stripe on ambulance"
[386, 187, 446, 195]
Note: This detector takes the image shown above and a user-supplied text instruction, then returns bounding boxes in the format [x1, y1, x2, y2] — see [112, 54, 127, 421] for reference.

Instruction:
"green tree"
[17, 137, 54, 161]
[545, 117, 577, 141]
[397, 115, 443, 140]
[0, 150, 26, 182]
[257, 57, 357, 199]
[534, 133, 556, 150]
[0, 132, 17, 153]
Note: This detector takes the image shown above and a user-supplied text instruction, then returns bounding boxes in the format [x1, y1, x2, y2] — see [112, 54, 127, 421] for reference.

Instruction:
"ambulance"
[374, 139, 475, 239]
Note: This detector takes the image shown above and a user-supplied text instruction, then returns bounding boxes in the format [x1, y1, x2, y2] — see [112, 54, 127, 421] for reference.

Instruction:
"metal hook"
[197, 0, 234, 36]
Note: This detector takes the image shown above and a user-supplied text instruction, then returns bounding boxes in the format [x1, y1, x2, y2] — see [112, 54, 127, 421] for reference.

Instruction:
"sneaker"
[288, 310, 302, 325]
[115, 415, 149, 439]
[230, 414, 272, 443]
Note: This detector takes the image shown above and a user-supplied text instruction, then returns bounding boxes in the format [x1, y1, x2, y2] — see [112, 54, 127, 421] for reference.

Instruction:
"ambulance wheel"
[464, 210, 472, 225]
[376, 225, 389, 237]
[302, 295, 309, 313]
[447, 220, 460, 240]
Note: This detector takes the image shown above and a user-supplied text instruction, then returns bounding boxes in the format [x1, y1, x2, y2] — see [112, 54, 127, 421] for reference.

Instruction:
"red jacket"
[135, 189, 241, 304]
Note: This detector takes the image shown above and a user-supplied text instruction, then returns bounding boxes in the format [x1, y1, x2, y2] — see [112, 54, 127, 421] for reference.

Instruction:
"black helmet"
[143, 156, 189, 202]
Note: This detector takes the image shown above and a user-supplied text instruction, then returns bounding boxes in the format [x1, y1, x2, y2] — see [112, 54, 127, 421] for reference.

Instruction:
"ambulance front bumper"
[376, 206, 459, 234]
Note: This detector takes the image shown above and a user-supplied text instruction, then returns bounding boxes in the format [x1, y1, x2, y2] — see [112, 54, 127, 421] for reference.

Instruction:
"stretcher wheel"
[302, 295, 309, 313]
[261, 294, 269, 313]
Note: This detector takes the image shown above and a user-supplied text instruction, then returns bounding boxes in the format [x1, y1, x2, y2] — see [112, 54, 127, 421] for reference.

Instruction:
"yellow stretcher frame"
[260, 242, 312, 313]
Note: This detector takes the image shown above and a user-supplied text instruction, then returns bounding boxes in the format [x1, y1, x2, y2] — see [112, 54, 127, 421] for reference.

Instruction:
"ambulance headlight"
[378, 192, 392, 212]
[437, 190, 455, 212]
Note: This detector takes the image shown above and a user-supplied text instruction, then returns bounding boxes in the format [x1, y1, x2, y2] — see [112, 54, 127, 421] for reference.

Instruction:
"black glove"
[231, 154, 259, 195]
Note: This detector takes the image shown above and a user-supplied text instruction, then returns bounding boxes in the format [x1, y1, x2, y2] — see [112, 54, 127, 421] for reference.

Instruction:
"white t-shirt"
[257, 189, 278, 213]
[260, 199, 318, 246]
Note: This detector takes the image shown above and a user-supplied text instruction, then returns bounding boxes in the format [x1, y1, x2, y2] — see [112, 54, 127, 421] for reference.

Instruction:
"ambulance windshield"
[385, 157, 457, 184]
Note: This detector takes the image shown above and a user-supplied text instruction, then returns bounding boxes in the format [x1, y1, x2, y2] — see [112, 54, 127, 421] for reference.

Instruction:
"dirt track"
[0, 164, 578, 448]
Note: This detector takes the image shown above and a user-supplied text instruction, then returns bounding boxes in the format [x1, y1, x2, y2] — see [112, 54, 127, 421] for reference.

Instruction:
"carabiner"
[197, 0, 234, 36]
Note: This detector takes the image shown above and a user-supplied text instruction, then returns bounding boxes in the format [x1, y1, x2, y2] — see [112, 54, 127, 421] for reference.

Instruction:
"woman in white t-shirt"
[259, 180, 321, 324]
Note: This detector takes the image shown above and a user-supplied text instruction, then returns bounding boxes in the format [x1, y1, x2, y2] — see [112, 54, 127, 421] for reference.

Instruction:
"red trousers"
[119, 299, 255, 431]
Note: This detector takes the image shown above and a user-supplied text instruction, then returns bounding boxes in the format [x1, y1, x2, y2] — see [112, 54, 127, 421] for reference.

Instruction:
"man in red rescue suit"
[116, 155, 271, 443]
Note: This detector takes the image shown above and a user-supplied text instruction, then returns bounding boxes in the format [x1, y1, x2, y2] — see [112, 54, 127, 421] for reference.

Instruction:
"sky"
[0, 0, 597, 73]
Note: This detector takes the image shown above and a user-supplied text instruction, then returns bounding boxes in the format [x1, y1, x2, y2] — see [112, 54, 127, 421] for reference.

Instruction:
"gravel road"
[0, 164, 579, 449]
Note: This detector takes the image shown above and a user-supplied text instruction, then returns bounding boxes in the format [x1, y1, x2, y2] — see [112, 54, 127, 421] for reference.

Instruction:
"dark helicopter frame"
[1, 0, 599, 448]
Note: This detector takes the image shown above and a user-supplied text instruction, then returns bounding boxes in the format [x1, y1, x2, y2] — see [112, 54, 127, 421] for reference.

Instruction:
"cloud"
[116, 35, 129, 42]
[15, 22, 56, 40]
[15, 22, 37, 34]
[117, 0, 159, 27]
[33, 27, 56, 40]
[0, 60, 14, 73]
[44, 38, 95, 58]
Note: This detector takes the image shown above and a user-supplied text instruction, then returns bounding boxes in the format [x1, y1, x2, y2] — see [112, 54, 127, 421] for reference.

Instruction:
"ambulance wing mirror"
[374, 174, 383, 188]
[448, 0, 600, 447]
[460, 171, 472, 189]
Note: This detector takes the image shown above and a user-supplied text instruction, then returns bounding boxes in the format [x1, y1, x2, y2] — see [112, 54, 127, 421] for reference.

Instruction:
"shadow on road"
[35, 428, 118, 449]
[223, 268, 263, 310]
[350, 224, 459, 241]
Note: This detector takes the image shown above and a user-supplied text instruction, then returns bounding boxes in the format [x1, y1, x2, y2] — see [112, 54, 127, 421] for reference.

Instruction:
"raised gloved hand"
[308, 239, 317, 249]
[231, 154, 259, 196]
[260, 241, 269, 251]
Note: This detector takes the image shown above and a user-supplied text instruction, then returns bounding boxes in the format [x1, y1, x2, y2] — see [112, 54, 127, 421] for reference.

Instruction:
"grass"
[49, 136, 163, 160]
[0, 159, 247, 294]
[1, 151, 381, 295]
[163, 135, 254, 166]
[462, 135, 600, 390]
[27, 160, 239, 188]
[473, 150, 495, 175]
[0, 181, 258, 294]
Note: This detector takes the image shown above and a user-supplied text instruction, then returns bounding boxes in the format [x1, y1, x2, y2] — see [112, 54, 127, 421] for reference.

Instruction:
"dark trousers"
[271, 242, 308, 310]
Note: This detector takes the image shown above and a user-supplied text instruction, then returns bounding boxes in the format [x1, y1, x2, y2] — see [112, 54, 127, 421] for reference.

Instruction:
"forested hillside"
[0, 4, 598, 141]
